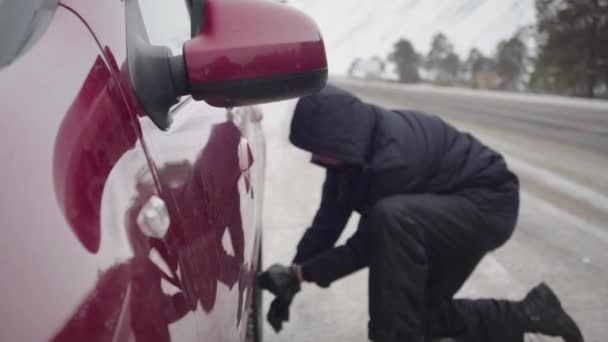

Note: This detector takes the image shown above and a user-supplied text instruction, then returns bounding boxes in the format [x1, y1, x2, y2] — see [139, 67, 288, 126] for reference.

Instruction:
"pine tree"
[348, 57, 363, 77]
[427, 33, 461, 84]
[463, 48, 497, 88]
[464, 48, 495, 74]
[444, 52, 461, 83]
[531, 0, 608, 98]
[389, 39, 421, 83]
[496, 33, 528, 91]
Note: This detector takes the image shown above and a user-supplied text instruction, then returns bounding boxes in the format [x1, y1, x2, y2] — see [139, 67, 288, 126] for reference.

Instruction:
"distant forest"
[349, 0, 608, 99]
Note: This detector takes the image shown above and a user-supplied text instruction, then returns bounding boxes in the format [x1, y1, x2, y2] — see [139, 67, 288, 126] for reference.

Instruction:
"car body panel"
[65, 0, 265, 339]
[59, 0, 129, 64]
[133, 101, 265, 342]
[0, 6, 151, 341]
[1, 1, 264, 341]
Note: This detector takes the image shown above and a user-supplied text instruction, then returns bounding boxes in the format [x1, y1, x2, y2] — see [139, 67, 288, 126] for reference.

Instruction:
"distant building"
[348, 57, 400, 81]
[472, 71, 499, 89]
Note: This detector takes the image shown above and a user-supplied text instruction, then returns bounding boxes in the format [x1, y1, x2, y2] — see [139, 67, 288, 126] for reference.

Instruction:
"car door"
[130, 95, 263, 342]
[57, 0, 264, 340]
[4, 0, 327, 339]
[0, 2, 177, 341]
[120, 0, 263, 340]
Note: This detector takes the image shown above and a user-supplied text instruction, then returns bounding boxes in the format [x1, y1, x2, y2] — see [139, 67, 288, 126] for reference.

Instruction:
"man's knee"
[370, 197, 400, 226]
[369, 197, 419, 236]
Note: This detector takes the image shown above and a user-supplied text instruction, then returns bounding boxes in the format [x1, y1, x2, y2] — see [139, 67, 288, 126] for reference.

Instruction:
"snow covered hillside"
[288, 0, 536, 74]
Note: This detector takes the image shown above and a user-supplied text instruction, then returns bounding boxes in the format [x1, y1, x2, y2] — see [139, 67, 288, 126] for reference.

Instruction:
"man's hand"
[257, 264, 301, 296]
[267, 297, 291, 332]
[257, 264, 302, 332]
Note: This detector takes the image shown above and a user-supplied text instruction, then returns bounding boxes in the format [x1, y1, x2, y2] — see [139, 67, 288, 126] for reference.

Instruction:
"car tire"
[245, 245, 263, 342]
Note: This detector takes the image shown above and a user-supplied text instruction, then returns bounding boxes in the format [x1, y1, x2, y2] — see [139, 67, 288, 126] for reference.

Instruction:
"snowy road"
[259, 77, 608, 342]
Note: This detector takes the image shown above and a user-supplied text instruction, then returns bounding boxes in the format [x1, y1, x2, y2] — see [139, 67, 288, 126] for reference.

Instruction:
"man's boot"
[521, 283, 584, 342]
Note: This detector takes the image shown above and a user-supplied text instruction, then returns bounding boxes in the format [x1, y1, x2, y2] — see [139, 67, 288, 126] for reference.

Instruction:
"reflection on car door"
[132, 97, 260, 340]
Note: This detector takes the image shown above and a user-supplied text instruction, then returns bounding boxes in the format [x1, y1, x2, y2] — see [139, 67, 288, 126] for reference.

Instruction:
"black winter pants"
[368, 194, 523, 342]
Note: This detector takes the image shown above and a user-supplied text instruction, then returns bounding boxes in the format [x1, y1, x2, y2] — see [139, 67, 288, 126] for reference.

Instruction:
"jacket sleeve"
[299, 217, 370, 287]
[292, 168, 353, 266]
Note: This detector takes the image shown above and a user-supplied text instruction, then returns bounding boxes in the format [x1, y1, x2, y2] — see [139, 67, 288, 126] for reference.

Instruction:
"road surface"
[260, 77, 608, 342]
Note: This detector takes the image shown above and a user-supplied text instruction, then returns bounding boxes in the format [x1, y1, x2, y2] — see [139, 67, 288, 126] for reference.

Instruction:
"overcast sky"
[287, 0, 536, 74]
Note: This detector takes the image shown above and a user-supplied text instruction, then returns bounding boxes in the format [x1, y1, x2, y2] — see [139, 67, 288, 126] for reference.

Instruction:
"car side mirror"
[177, 0, 328, 107]
[126, 0, 327, 130]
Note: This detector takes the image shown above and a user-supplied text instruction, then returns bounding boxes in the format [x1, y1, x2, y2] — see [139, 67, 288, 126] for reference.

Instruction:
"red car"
[0, 0, 327, 341]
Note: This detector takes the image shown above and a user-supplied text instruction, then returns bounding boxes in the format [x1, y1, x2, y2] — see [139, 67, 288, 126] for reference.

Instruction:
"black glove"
[257, 264, 301, 332]
[267, 296, 291, 332]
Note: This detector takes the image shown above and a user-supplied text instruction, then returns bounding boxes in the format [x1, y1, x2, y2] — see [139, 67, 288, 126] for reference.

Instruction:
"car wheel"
[246, 246, 263, 342]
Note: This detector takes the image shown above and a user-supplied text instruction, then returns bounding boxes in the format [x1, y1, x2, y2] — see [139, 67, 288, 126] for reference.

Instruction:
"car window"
[0, 0, 59, 68]
[137, 0, 191, 55]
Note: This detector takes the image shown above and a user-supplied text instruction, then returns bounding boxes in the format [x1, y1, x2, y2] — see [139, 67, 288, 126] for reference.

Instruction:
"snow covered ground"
[259, 78, 608, 342]
[288, 0, 536, 74]
[337, 76, 608, 111]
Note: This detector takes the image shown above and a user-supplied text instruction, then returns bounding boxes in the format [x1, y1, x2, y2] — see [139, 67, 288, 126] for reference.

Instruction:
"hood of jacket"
[289, 85, 378, 166]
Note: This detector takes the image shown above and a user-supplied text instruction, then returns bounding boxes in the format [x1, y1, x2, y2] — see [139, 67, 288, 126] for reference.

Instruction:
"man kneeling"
[258, 85, 583, 342]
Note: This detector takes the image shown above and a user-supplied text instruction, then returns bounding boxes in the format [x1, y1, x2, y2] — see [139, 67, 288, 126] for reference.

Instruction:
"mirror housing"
[127, 0, 327, 130]
[174, 0, 328, 107]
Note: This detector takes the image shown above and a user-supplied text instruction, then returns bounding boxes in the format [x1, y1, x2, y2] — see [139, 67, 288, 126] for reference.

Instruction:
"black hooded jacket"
[290, 85, 519, 287]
